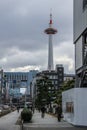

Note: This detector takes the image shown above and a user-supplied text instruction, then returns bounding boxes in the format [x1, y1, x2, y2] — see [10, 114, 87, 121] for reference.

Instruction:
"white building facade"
[62, 0, 87, 126]
[74, 0, 87, 87]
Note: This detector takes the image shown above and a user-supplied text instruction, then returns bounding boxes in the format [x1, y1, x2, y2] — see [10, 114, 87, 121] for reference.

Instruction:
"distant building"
[0, 69, 3, 92]
[31, 64, 75, 105]
[4, 70, 38, 99]
[0, 69, 4, 103]
[37, 64, 64, 90]
[64, 74, 75, 82]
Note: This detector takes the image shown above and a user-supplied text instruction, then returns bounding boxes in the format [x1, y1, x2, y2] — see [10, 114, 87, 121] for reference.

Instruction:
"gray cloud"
[0, 0, 74, 73]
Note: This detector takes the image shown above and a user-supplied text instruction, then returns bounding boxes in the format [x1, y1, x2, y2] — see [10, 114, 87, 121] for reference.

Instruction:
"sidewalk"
[0, 109, 86, 130]
[23, 110, 73, 128]
[0, 109, 22, 130]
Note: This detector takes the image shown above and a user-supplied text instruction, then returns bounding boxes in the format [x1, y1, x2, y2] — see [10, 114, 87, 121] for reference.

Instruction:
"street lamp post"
[24, 88, 27, 107]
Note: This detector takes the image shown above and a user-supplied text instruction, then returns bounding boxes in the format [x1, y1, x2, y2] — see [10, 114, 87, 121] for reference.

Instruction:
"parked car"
[3, 105, 10, 110]
[11, 105, 16, 111]
[0, 104, 4, 113]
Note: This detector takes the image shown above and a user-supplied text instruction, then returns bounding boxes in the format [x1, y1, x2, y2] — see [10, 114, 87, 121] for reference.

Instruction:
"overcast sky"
[0, 0, 74, 74]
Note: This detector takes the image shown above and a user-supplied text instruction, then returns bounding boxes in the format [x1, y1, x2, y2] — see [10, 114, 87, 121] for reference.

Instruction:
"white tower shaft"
[48, 34, 53, 71]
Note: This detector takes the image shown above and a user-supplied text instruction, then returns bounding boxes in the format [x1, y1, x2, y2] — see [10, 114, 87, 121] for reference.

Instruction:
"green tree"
[54, 79, 75, 105]
[35, 75, 55, 109]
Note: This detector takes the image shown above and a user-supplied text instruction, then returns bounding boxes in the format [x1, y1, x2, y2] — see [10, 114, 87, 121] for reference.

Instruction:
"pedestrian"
[41, 106, 46, 118]
[17, 105, 20, 113]
[56, 104, 62, 122]
[32, 107, 35, 113]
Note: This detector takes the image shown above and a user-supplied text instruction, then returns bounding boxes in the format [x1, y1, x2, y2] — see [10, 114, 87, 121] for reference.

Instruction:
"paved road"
[0, 110, 21, 130]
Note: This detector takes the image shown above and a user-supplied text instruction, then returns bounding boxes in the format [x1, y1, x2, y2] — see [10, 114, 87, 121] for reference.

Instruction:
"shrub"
[0, 110, 11, 117]
[21, 108, 32, 122]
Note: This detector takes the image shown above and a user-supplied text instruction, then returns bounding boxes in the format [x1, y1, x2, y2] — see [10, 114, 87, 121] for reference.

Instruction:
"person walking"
[56, 104, 62, 122]
[17, 105, 20, 113]
[41, 106, 46, 118]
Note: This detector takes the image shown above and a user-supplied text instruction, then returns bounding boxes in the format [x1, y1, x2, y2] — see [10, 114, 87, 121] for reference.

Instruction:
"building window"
[59, 79, 62, 82]
[83, 32, 87, 59]
[55, 81, 57, 84]
[84, 33, 87, 44]
[83, 0, 87, 11]
[59, 73, 62, 76]
[66, 102, 74, 113]
[59, 68, 62, 71]
[55, 86, 58, 90]
[53, 75, 55, 79]
[52, 81, 54, 85]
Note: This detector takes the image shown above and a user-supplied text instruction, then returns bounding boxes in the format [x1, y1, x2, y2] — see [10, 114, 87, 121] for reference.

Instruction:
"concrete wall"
[75, 36, 83, 70]
[74, 0, 87, 42]
[62, 88, 87, 126]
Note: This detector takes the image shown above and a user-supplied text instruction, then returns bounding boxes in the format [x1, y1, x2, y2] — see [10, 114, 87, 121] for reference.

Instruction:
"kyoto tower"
[44, 13, 57, 71]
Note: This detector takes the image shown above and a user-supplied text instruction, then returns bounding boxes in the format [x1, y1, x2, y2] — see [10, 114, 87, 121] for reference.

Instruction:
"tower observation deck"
[44, 14, 57, 71]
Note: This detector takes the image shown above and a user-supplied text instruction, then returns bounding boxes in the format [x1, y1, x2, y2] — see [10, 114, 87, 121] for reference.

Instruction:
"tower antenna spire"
[50, 8, 52, 25]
